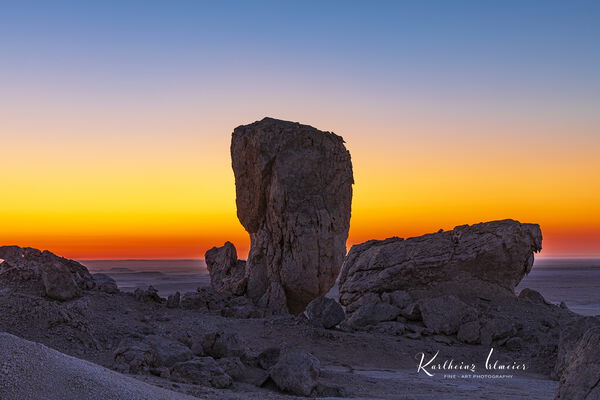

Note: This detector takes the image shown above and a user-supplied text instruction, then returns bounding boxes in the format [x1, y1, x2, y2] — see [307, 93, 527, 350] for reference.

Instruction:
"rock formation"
[556, 326, 600, 400]
[230, 117, 353, 313]
[339, 219, 542, 313]
[0, 246, 95, 301]
[205, 241, 247, 296]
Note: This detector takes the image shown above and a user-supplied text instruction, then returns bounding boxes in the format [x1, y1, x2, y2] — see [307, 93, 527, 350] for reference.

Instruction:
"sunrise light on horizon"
[1, 1, 599, 259]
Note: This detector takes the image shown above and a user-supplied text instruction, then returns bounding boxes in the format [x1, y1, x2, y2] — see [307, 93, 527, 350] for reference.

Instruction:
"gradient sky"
[1, 1, 599, 259]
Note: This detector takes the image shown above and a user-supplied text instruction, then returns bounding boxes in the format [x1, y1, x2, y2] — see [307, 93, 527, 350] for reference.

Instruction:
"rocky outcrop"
[205, 242, 247, 296]
[556, 326, 600, 400]
[339, 220, 542, 313]
[133, 286, 163, 303]
[0, 246, 95, 301]
[231, 118, 353, 313]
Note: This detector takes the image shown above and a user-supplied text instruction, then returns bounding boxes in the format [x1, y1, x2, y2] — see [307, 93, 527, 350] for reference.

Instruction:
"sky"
[1, 1, 599, 259]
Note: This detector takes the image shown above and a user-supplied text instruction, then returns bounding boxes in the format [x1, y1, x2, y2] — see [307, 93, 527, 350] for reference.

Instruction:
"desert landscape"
[1, 118, 598, 400]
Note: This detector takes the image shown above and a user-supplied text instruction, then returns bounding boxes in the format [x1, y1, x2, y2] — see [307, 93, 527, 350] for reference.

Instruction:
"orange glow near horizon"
[2, 115, 599, 260]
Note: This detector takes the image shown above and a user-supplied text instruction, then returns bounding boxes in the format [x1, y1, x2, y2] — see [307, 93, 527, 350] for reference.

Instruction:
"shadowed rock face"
[0, 245, 95, 300]
[339, 219, 542, 312]
[205, 242, 247, 296]
[556, 326, 600, 400]
[231, 117, 353, 313]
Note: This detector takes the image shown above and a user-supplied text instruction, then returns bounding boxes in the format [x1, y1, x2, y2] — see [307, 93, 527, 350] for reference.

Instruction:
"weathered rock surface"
[143, 335, 193, 367]
[269, 348, 321, 396]
[305, 297, 345, 329]
[205, 241, 247, 295]
[554, 316, 600, 379]
[231, 117, 353, 313]
[113, 337, 159, 373]
[347, 303, 401, 327]
[556, 326, 600, 400]
[339, 219, 542, 312]
[0, 246, 95, 301]
[170, 358, 233, 388]
[418, 295, 478, 335]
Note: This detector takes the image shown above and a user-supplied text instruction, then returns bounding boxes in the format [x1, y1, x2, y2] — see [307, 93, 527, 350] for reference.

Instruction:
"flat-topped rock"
[231, 117, 353, 313]
[339, 219, 542, 312]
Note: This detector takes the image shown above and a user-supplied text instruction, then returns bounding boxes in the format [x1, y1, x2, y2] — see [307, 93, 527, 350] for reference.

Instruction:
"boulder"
[113, 337, 158, 373]
[257, 347, 281, 370]
[418, 296, 478, 335]
[556, 326, 600, 400]
[305, 297, 345, 329]
[0, 246, 95, 301]
[169, 358, 232, 388]
[143, 335, 193, 367]
[519, 288, 549, 304]
[92, 273, 119, 294]
[216, 357, 269, 386]
[339, 220, 542, 313]
[166, 291, 180, 308]
[205, 242, 247, 295]
[231, 117, 353, 313]
[457, 321, 481, 344]
[200, 331, 247, 359]
[270, 348, 320, 396]
[41, 262, 82, 301]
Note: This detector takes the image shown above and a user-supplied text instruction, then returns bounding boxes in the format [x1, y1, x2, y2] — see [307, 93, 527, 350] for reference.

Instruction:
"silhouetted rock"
[231, 118, 353, 313]
[339, 220, 542, 313]
[0, 246, 94, 301]
[133, 286, 163, 303]
[205, 242, 247, 295]
[556, 326, 600, 400]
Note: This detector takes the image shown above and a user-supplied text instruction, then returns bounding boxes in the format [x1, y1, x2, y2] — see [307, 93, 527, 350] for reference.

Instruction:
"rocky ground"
[0, 284, 561, 400]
